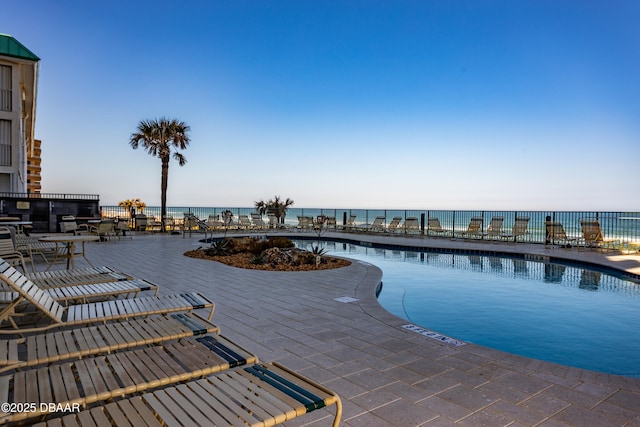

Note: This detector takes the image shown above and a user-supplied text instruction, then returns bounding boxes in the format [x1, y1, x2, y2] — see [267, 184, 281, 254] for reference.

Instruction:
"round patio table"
[39, 235, 100, 270]
[0, 221, 32, 234]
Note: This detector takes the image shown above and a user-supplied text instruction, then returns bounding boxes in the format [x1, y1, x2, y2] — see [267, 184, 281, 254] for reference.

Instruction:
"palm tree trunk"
[161, 156, 169, 232]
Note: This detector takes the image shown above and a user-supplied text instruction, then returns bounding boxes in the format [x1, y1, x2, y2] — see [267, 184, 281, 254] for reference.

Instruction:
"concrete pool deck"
[29, 231, 640, 426]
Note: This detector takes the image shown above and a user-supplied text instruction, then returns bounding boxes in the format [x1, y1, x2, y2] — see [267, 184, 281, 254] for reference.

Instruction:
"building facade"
[0, 34, 40, 194]
[27, 139, 42, 193]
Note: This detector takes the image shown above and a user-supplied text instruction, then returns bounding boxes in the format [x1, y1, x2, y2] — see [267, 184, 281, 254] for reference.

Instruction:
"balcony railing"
[99, 206, 640, 247]
[0, 192, 99, 200]
[0, 88, 11, 111]
[0, 144, 10, 166]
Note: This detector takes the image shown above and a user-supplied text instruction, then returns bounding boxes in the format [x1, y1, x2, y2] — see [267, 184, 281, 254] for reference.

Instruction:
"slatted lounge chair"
[481, 216, 504, 240]
[402, 217, 420, 234]
[0, 334, 258, 425]
[370, 216, 386, 232]
[90, 220, 117, 241]
[115, 219, 133, 239]
[500, 216, 530, 242]
[237, 214, 252, 230]
[14, 233, 57, 264]
[427, 217, 449, 237]
[251, 213, 267, 230]
[341, 214, 357, 231]
[7, 227, 52, 266]
[147, 215, 162, 232]
[27, 265, 134, 288]
[0, 312, 219, 373]
[364, 216, 382, 232]
[579, 219, 620, 253]
[267, 213, 278, 228]
[325, 216, 337, 229]
[163, 216, 176, 231]
[457, 217, 483, 239]
[207, 214, 223, 230]
[181, 213, 197, 234]
[545, 221, 578, 247]
[0, 277, 159, 305]
[182, 213, 211, 237]
[134, 213, 149, 232]
[296, 216, 313, 231]
[221, 212, 238, 230]
[314, 215, 330, 230]
[387, 216, 402, 233]
[31, 362, 341, 427]
[59, 216, 79, 234]
[0, 227, 31, 273]
[622, 241, 640, 255]
[0, 261, 215, 333]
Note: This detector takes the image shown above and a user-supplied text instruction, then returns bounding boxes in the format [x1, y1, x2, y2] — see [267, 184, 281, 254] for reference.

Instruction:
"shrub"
[205, 239, 231, 256]
[250, 255, 266, 265]
[310, 245, 327, 255]
[205, 236, 295, 257]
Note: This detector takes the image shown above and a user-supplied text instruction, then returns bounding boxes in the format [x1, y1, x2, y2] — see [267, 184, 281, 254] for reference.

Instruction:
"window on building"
[0, 119, 11, 166]
[0, 65, 11, 112]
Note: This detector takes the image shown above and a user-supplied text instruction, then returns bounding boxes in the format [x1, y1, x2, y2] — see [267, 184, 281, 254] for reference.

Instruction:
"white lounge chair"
[501, 216, 530, 242]
[387, 216, 402, 233]
[402, 217, 420, 234]
[457, 217, 483, 239]
[341, 214, 357, 231]
[427, 217, 450, 237]
[1, 334, 258, 425]
[579, 219, 620, 252]
[0, 227, 31, 273]
[238, 214, 252, 230]
[29, 362, 342, 427]
[545, 221, 578, 248]
[0, 260, 215, 333]
[251, 213, 267, 229]
[481, 216, 504, 240]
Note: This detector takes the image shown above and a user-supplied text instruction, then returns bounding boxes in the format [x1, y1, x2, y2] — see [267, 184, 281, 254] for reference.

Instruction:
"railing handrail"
[0, 192, 100, 200]
[99, 205, 640, 246]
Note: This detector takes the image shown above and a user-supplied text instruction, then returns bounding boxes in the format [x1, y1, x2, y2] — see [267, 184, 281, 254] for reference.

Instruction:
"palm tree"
[118, 199, 134, 215]
[133, 198, 146, 214]
[129, 118, 190, 232]
[118, 199, 135, 223]
[254, 195, 294, 225]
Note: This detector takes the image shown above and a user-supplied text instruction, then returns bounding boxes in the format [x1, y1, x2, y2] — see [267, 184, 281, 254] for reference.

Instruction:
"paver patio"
[22, 231, 640, 426]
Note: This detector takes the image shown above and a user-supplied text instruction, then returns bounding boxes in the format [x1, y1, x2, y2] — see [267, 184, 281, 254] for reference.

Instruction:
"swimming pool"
[294, 239, 640, 378]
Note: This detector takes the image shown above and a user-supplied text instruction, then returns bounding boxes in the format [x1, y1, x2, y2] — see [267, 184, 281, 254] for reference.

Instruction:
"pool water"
[295, 240, 640, 377]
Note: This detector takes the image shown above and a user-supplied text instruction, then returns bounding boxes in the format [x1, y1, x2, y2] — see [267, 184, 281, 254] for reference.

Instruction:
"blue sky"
[3, 1, 639, 210]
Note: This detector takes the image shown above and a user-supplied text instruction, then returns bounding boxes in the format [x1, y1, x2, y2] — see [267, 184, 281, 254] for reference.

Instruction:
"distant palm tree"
[118, 198, 135, 221]
[255, 195, 294, 225]
[129, 118, 190, 232]
[118, 198, 134, 214]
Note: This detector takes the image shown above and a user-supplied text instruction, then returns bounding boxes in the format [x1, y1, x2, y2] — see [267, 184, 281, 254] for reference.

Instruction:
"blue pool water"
[295, 240, 640, 377]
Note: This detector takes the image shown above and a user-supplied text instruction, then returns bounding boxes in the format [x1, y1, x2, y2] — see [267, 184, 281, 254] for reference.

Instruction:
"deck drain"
[402, 324, 466, 346]
[334, 296, 359, 303]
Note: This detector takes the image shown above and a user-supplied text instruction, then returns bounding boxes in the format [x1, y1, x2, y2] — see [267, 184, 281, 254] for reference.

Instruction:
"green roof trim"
[0, 34, 40, 61]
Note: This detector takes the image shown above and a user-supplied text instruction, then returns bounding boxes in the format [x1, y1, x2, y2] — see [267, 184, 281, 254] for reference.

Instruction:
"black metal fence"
[99, 205, 640, 247]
